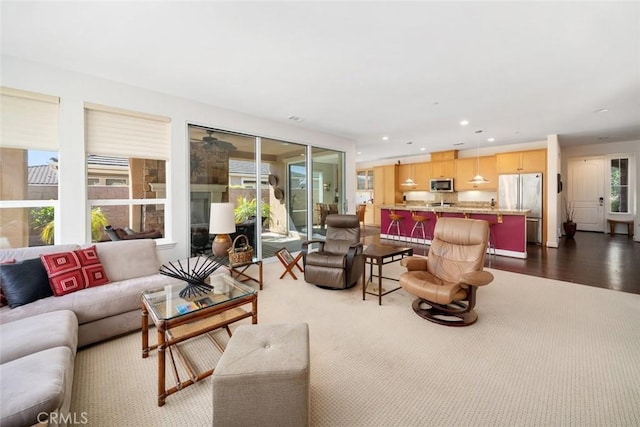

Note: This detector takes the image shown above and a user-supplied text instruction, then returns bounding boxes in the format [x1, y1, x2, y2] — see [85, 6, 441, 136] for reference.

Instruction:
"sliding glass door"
[260, 138, 307, 258]
[311, 147, 345, 239]
[188, 123, 343, 259]
[188, 125, 257, 256]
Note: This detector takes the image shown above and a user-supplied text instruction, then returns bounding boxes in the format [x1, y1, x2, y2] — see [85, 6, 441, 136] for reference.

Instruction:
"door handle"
[599, 197, 604, 206]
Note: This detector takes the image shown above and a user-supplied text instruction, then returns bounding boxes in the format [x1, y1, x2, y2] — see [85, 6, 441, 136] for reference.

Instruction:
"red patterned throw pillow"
[40, 246, 109, 296]
[75, 246, 110, 287]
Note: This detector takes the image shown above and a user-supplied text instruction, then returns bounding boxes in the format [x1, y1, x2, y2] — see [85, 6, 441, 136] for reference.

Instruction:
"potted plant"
[233, 197, 272, 228]
[563, 198, 577, 238]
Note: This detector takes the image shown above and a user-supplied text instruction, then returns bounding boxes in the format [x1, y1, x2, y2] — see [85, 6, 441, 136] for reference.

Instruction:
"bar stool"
[386, 210, 405, 241]
[410, 211, 430, 243]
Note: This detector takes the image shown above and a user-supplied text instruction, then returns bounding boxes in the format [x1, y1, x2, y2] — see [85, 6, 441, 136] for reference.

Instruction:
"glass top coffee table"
[141, 274, 257, 406]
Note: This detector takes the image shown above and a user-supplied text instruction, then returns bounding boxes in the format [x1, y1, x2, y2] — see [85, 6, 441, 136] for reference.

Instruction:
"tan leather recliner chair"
[400, 217, 494, 326]
[302, 214, 364, 289]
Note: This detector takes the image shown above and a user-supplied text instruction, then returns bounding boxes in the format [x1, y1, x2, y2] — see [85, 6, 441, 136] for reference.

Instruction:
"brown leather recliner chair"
[302, 214, 364, 289]
[400, 217, 494, 326]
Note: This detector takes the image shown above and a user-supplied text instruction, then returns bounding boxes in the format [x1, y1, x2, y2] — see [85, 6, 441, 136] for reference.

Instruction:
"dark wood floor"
[363, 228, 640, 295]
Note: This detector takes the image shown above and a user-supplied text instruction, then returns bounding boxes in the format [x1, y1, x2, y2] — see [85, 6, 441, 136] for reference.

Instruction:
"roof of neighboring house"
[88, 155, 129, 168]
[228, 160, 270, 176]
[28, 157, 270, 185]
[28, 165, 58, 185]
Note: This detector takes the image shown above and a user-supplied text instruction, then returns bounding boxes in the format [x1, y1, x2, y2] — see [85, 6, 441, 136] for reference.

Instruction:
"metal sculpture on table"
[159, 256, 227, 298]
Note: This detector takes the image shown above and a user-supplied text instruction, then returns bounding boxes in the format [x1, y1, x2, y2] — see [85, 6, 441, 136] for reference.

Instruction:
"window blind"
[0, 87, 59, 150]
[84, 103, 170, 160]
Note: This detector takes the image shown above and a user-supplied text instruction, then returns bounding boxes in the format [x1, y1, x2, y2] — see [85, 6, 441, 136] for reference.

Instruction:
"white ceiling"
[2, 1, 639, 162]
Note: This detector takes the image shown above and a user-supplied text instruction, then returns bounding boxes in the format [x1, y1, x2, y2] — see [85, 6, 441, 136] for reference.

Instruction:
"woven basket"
[228, 234, 254, 265]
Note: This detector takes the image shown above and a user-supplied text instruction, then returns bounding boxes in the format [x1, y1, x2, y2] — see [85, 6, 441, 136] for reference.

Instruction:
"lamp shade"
[209, 203, 236, 234]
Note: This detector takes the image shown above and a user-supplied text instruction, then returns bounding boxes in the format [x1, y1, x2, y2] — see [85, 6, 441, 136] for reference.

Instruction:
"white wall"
[561, 139, 640, 242]
[1, 56, 357, 261]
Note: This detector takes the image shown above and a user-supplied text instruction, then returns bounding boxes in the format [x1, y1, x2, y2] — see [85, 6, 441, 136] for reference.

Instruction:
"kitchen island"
[380, 205, 531, 258]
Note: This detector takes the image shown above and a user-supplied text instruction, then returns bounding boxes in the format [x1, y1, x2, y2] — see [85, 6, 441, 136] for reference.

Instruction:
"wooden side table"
[228, 258, 263, 290]
[362, 244, 413, 305]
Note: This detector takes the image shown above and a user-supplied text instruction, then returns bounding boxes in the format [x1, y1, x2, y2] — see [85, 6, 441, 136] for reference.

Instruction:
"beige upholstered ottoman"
[212, 323, 310, 427]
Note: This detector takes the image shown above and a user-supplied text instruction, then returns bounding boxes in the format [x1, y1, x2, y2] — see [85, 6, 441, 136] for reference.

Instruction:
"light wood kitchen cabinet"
[430, 150, 458, 161]
[398, 162, 431, 191]
[414, 162, 431, 191]
[373, 165, 401, 226]
[357, 169, 374, 190]
[397, 164, 416, 191]
[430, 160, 455, 179]
[454, 155, 497, 191]
[496, 149, 546, 174]
[397, 164, 411, 184]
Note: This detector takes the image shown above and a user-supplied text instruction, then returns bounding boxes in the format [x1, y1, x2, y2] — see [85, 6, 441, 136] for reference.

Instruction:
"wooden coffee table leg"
[141, 302, 149, 358]
[252, 297, 258, 324]
[158, 327, 166, 407]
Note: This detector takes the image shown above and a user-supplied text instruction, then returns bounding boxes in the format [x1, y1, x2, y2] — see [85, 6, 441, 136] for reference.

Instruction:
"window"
[240, 178, 268, 189]
[85, 104, 170, 242]
[0, 87, 59, 247]
[610, 158, 629, 213]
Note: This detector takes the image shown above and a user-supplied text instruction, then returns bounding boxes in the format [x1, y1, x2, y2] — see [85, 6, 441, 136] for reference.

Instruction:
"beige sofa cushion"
[90, 239, 160, 282]
[0, 310, 77, 364]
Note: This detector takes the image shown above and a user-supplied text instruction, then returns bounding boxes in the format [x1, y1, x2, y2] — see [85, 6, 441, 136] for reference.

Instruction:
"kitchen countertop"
[379, 204, 530, 215]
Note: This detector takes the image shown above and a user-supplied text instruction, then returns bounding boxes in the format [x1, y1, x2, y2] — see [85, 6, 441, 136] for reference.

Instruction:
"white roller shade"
[0, 87, 59, 150]
[85, 103, 170, 160]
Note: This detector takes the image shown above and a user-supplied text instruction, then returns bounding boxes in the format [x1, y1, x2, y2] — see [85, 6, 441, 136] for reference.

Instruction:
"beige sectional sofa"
[0, 239, 180, 426]
[0, 239, 179, 347]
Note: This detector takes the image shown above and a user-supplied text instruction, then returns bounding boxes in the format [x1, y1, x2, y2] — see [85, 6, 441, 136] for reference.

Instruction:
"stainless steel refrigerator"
[498, 173, 543, 244]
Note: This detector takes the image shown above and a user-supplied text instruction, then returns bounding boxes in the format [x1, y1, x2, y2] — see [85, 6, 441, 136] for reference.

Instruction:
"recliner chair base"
[411, 298, 478, 326]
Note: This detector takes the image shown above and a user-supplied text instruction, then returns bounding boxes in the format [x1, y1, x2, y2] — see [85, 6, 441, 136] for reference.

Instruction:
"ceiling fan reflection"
[192, 130, 237, 151]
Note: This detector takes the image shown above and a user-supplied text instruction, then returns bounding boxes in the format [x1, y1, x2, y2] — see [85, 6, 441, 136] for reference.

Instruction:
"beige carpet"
[70, 260, 640, 426]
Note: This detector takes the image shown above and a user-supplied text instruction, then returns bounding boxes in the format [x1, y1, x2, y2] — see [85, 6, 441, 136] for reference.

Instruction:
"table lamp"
[209, 202, 236, 257]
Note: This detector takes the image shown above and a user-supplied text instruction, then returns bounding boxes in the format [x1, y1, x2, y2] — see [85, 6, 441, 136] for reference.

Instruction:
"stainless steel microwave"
[429, 178, 454, 192]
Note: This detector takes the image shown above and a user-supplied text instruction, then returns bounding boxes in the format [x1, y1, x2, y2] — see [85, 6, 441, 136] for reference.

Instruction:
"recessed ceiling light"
[382, 136, 389, 141]
[487, 137, 495, 142]
[357, 151, 362, 155]
[420, 147, 426, 151]
[460, 120, 469, 126]
[594, 108, 609, 113]
[288, 115, 303, 122]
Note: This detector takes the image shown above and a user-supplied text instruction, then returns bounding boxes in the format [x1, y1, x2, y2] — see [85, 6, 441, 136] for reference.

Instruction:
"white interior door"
[567, 157, 605, 232]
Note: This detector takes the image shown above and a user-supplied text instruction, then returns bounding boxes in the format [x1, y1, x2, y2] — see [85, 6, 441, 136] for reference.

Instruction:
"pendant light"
[468, 129, 489, 184]
[398, 160, 416, 186]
